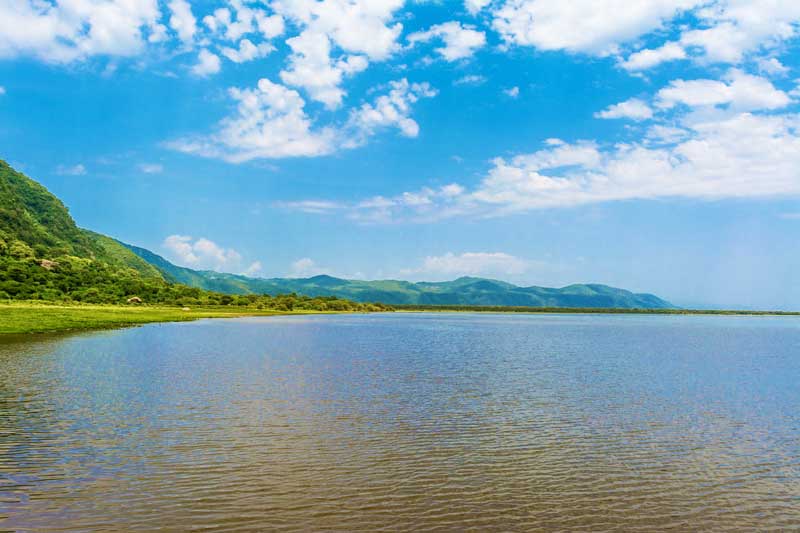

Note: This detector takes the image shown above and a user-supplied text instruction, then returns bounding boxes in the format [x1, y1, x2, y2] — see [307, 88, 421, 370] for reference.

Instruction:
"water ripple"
[0, 313, 799, 531]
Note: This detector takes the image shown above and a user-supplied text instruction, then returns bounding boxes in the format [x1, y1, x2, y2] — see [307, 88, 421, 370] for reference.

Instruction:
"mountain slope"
[125, 246, 675, 309]
[0, 158, 673, 309]
[0, 160, 163, 279]
[0, 160, 385, 311]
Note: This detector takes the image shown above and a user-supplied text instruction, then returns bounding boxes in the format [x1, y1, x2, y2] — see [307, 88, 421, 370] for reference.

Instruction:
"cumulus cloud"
[0, 86, 5, 95]
[279, 29, 368, 108]
[400, 252, 532, 280]
[756, 57, 790, 77]
[465, 0, 492, 15]
[595, 98, 653, 120]
[220, 39, 273, 63]
[504, 86, 520, 98]
[621, 42, 687, 71]
[162, 234, 260, 274]
[273, 0, 404, 107]
[168, 0, 196, 45]
[655, 70, 791, 111]
[290, 107, 800, 221]
[486, 1, 800, 74]
[168, 78, 336, 162]
[0, 0, 163, 63]
[621, 1, 800, 70]
[203, 0, 284, 42]
[345, 78, 437, 144]
[192, 49, 221, 76]
[169, 77, 435, 162]
[408, 21, 486, 62]
[491, 0, 699, 55]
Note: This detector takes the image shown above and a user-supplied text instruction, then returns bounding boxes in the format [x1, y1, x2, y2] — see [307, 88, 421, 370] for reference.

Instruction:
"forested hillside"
[0, 158, 672, 310]
[126, 247, 675, 309]
[0, 160, 388, 312]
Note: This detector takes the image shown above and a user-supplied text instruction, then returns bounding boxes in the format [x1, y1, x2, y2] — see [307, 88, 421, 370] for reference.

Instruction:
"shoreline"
[2, 302, 798, 337]
[0, 303, 351, 336]
[393, 305, 800, 316]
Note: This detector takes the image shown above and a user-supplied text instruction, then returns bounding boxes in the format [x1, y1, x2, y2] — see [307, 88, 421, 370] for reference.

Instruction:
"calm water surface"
[1, 313, 799, 531]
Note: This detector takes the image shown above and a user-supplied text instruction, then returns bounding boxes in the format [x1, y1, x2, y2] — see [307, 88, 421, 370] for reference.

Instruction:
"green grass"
[0, 302, 336, 335]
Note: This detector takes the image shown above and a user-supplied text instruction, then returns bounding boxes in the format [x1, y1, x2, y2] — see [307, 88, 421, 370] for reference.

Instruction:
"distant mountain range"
[125, 244, 675, 309]
[1, 158, 674, 309]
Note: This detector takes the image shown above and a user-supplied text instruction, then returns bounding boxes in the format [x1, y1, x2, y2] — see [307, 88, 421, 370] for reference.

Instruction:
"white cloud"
[454, 74, 486, 86]
[645, 124, 690, 144]
[504, 86, 520, 98]
[56, 163, 86, 176]
[655, 70, 791, 111]
[0, 0, 286, 71]
[273, 0, 404, 107]
[465, 0, 492, 15]
[345, 78, 437, 143]
[274, 200, 344, 214]
[279, 29, 367, 108]
[220, 38, 273, 63]
[487, 1, 800, 72]
[623, 1, 800, 70]
[757, 57, 789, 77]
[408, 21, 486, 62]
[203, 0, 284, 42]
[595, 97, 653, 120]
[168, 0, 196, 45]
[289, 257, 332, 278]
[168, 78, 335, 162]
[0, 0, 163, 63]
[0, 86, 5, 95]
[163, 234, 260, 274]
[192, 49, 221, 76]
[273, 0, 403, 60]
[168, 76, 435, 162]
[304, 107, 800, 221]
[492, 0, 700, 55]
[309, 183, 469, 223]
[621, 42, 686, 71]
[138, 163, 163, 173]
[400, 252, 532, 280]
[242, 260, 263, 276]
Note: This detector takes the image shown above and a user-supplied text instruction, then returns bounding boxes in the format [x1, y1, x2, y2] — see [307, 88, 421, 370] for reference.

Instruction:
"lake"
[1, 313, 799, 531]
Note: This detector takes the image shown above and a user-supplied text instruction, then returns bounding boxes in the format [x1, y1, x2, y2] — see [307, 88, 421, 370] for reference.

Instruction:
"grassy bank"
[394, 304, 800, 316]
[0, 302, 335, 335]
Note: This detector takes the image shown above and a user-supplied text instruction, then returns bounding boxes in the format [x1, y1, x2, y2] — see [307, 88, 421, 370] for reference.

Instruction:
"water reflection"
[1, 314, 799, 530]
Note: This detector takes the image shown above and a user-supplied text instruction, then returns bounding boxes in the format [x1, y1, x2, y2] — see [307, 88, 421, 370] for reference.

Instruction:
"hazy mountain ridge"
[0, 158, 673, 309]
[125, 246, 675, 309]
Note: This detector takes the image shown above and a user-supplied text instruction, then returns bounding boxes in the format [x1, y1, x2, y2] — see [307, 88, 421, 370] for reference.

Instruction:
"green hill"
[0, 160, 163, 279]
[0, 158, 673, 309]
[125, 247, 675, 309]
[0, 159, 385, 312]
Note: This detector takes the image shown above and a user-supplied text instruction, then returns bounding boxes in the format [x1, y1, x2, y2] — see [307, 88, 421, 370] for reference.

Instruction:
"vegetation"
[0, 303, 351, 335]
[0, 241, 390, 311]
[0, 159, 391, 318]
[0, 159, 676, 311]
[124, 245, 678, 309]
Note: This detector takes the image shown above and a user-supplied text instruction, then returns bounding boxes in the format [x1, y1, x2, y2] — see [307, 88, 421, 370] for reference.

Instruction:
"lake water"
[0, 313, 799, 531]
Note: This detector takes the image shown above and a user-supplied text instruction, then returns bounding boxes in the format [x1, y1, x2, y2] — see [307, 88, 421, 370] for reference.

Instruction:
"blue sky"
[2, 0, 800, 309]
